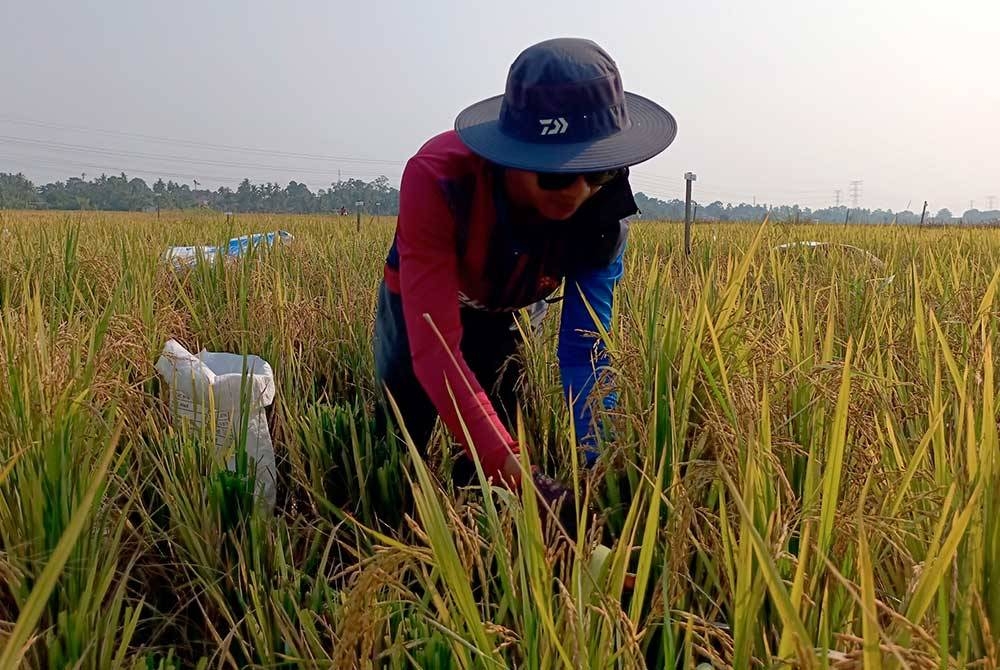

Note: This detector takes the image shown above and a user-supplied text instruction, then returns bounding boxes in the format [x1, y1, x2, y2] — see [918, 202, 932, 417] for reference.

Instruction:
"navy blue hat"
[455, 37, 677, 173]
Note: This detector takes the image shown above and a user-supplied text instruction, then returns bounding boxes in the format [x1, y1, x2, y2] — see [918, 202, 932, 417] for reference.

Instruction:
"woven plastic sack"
[155, 339, 276, 512]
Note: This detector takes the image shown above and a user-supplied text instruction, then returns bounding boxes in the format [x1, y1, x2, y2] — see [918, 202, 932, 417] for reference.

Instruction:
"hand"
[499, 454, 572, 507]
[500, 455, 584, 540]
[529, 468, 579, 539]
[530, 468, 571, 507]
[500, 452, 523, 488]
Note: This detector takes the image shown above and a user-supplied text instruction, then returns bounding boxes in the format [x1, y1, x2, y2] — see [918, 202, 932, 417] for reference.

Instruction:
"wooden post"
[355, 200, 364, 233]
[684, 172, 697, 256]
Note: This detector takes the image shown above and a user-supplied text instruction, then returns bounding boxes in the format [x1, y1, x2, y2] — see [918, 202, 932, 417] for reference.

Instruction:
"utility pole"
[987, 196, 996, 210]
[684, 172, 697, 256]
[919, 201, 928, 226]
[849, 180, 863, 209]
[355, 200, 364, 232]
[835, 189, 842, 207]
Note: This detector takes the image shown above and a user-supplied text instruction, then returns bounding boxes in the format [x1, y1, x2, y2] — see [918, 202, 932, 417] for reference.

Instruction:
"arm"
[557, 244, 625, 465]
[396, 159, 520, 484]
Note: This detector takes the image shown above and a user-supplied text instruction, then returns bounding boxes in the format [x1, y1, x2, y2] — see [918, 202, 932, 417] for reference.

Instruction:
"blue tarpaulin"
[163, 230, 294, 268]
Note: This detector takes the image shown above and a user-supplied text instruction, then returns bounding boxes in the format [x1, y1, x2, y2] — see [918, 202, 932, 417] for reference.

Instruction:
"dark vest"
[386, 167, 638, 312]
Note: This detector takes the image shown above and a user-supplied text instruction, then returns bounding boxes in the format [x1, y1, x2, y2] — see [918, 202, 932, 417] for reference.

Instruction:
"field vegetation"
[0, 209, 998, 669]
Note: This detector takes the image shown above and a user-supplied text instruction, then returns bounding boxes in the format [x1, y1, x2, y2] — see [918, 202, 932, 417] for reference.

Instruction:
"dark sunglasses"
[535, 168, 624, 191]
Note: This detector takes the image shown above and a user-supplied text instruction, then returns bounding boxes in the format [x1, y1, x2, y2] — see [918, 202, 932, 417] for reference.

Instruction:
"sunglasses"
[535, 168, 624, 191]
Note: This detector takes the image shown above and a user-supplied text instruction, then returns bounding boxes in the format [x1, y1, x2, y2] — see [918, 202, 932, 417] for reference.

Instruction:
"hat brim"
[454, 92, 677, 173]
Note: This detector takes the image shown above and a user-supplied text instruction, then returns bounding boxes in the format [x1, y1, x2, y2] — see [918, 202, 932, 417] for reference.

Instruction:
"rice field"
[0, 208, 998, 669]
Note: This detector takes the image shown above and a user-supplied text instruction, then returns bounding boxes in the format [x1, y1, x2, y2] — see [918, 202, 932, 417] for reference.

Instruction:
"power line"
[0, 115, 909, 211]
[0, 153, 394, 187]
[0, 147, 908, 214]
[849, 180, 863, 208]
[0, 114, 404, 166]
[630, 168, 831, 201]
[0, 115, 844, 207]
[0, 134, 407, 180]
[0, 114, 871, 208]
[0, 114, 932, 212]
[0, 153, 247, 184]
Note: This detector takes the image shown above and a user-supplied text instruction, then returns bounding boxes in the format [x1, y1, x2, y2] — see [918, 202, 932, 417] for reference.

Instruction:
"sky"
[1, 0, 998, 215]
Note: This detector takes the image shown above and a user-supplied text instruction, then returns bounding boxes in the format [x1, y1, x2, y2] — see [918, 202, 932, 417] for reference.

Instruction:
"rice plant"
[0, 209, 997, 668]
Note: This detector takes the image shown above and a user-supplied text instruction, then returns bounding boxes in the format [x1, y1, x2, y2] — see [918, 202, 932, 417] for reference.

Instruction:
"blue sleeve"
[557, 243, 625, 466]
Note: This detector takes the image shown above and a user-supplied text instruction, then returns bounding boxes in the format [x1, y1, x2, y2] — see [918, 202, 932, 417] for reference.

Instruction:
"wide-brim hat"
[455, 37, 677, 173]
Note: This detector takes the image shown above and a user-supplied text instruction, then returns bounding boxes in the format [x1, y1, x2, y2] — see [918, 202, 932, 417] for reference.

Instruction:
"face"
[503, 168, 619, 221]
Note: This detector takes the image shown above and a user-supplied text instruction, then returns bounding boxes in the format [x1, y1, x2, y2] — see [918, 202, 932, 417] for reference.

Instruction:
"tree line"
[2, 171, 997, 225]
[632, 193, 1000, 226]
[0, 172, 400, 214]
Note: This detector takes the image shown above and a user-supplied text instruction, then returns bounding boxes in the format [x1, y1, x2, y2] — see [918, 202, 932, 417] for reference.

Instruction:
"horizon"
[4, 166, 992, 220]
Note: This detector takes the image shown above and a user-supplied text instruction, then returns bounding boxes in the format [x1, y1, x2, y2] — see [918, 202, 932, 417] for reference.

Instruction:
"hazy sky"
[2, 0, 998, 214]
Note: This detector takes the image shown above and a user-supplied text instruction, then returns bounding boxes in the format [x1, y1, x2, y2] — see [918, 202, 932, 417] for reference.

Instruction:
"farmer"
[373, 37, 676, 493]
